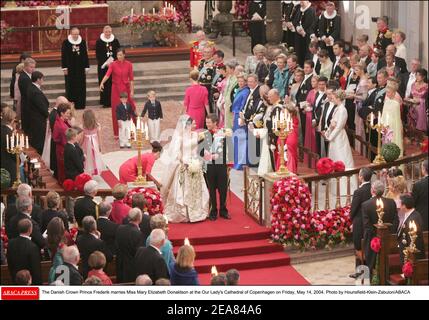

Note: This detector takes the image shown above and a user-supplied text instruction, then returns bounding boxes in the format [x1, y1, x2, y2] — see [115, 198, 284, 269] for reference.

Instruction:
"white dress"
[381, 97, 403, 157]
[160, 116, 209, 223]
[255, 105, 274, 177]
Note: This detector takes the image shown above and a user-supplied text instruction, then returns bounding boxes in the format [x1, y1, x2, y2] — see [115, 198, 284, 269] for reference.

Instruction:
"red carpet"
[102, 167, 309, 285]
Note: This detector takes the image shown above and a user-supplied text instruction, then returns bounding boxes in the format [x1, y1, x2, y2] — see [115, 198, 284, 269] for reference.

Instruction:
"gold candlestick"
[402, 221, 420, 263]
[368, 113, 387, 165]
[130, 119, 149, 186]
[375, 198, 385, 226]
[274, 112, 292, 176]
[7, 134, 29, 189]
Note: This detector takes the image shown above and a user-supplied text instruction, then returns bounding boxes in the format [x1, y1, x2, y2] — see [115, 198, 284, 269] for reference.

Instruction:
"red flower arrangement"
[167, 0, 191, 32]
[421, 137, 428, 153]
[63, 179, 75, 191]
[124, 187, 164, 216]
[316, 157, 335, 175]
[334, 161, 345, 172]
[234, 0, 250, 33]
[402, 261, 414, 278]
[69, 227, 79, 244]
[1, 226, 8, 251]
[74, 173, 92, 192]
[370, 237, 381, 253]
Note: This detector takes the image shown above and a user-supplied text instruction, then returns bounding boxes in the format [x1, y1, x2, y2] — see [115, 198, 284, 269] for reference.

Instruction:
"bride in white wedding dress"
[160, 115, 209, 223]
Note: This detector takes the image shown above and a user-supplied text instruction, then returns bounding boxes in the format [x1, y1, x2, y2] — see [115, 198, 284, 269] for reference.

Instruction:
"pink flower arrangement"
[316, 157, 335, 175]
[271, 177, 352, 250]
[402, 261, 413, 278]
[370, 237, 381, 253]
[234, 0, 250, 33]
[124, 187, 164, 215]
[1, 226, 8, 250]
[74, 173, 92, 192]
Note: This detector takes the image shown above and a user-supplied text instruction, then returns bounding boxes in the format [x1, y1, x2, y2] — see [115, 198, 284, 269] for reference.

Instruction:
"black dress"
[61, 36, 90, 109]
[95, 35, 120, 107]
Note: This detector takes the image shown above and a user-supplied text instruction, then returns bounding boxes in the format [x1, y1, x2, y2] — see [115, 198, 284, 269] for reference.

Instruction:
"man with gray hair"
[136, 274, 153, 286]
[115, 207, 144, 283]
[362, 180, 399, 271]
[5, 183, 42, 229]
[134, 228, 169, 283]
[56, 245, 83, 285]
[18, 57, 36, 134]
[412, 160, 428, 231]
[76, 216, 113, 278]
[97, 201, 118, 254]
[7, 195, 45, 249]
[74, 180, 99, 227]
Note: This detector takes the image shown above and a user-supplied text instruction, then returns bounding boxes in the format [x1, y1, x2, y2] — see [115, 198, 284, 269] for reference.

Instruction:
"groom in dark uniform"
[200, 114, 230, 221]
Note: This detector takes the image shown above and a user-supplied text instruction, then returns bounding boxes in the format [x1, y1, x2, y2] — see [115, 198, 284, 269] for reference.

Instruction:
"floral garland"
[270, 176, 352, 250]
[124, 186, 164, 216]
[234, 0, 250, 33]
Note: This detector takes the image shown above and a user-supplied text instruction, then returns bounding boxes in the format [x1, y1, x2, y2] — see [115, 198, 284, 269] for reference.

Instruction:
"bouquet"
[316, 157, 335, 175]
[124, 186, 164, 215]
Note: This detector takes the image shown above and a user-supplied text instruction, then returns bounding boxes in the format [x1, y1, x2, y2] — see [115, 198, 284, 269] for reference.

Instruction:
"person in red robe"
[109, 183, 132, 224]
[189, 30, 215, 69]
[52, 103, 72, 184]
[99, 47, 135, 137]
[118, 142, 163, 185]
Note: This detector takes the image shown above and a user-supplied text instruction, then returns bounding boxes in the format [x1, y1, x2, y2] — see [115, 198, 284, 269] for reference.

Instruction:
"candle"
[131, 7, 133, 16]
[11, 134, 14, 149]
[6, 134, 9, 150]
[385, 113, 389, 125]
[163, 7, 166, 15]
[153, 7, 155, 15]
[173, 7, 176, 15]
[16, 134, 19, 148]
[378, 111, 382, 125]
[211, 266, 218, 276]
[276, 110, 280, 122]
[26, 136, 29, 149]
[145, 125, 149, 140]
[137, 116, 141, 130]
[142, 7, 145, 15]
[370, 112, 374, 127]
[21, 134, 24, 148]
[184, 238, 190, 246]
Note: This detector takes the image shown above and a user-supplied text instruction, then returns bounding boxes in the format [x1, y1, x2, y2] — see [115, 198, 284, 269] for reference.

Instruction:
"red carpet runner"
[101, 169, 309, 285]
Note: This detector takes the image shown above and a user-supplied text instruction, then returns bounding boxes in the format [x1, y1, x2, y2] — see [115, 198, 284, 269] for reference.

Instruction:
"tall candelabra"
[368, 111, 387, 165]
[402, 221, 420, 263]
[130, 116, 149, 186]
[273, 108, 293, 176]
[6, 133, 29, 188]
[375, 198, 385, 226]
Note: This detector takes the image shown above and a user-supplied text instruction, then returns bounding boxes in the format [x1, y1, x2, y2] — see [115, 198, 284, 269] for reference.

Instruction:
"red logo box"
[1, 287, 39, 300]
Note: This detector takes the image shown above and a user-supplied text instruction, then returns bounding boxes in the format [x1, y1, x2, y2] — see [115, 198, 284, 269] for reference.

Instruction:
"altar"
[0, 3, 109, 54]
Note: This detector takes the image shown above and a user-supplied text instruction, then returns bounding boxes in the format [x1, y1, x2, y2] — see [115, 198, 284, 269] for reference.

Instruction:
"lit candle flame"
[409, 221, 417, 232]
[184, 238, 190, 246]
[211, 266, 218, 276]
[376, 198, 384, 210]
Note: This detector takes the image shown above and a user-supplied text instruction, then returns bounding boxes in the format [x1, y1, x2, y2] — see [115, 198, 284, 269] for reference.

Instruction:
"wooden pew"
[412, 259, 429, 285]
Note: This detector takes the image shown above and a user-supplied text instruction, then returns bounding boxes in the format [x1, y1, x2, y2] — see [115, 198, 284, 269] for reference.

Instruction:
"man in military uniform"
[198, 46, 216, 113]
[374, 17, 392, 54]
[74, 180, 99, 228]
[190, 30, 215, 69]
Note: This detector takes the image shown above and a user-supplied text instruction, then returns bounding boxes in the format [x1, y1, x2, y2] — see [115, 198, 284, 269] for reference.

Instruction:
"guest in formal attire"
[318, 49, 333, 80]
[384, 53, 400, 78]
[184, 70, 209, 130]
[272, 54, 289, 99]
[100, 48, 136, 137]
[10, 52, 31, 104]
[315, 1, 341, 61]
[52, 103, 72, 183]
[284, 103, 299, 174]
[312, 76, 328, 157]
[142, 90, 163, 143]
[381, 81, 403, 157]
[358, 45, 372, 68]
[7, 219, 42, 285]
[367, 51, 380, 78]
[412, 160, 428, 231]
[318, 80, 339, 156]
[118, 141, 162, 184]
[76, 216, 112, 278]
[87, 250, 113, 285]
[223, 61, 240, 129]
[349, 167, 373, 273]
[1, 108, 16, 187]
[109, 184, 131, 224]
[74, 180, 99, 227]
[282, 1, 300, 47]
[245, 44, 266, 75]
[13, 63, 24, 122]
[362, 180, 399, 271]
[61, 27, 89, 109]
[383, 45, 407, 74]
[303, 75, 319, 167]
[330, 40, 345, 80]
[374, 17, 392, 54]
[292, 0, 316, 67]
[356, 34, 369, 51]
[55, 245, 83, 285]
[409, 68, 428, 136]
[96, 201, 118, 255]
[18, 57, 36, 134]
[170, 244, 199, 286]
[134, 228, 170, 283]
[115, 208, 144, 283]
[7, 196, 45, 250]
[127, 194, 152, 244]
[146, 214, 175, 271]
[116, 92, 136, 148]
[197, 46, 215, 113]
[296, 60, 314, 141]
[393, 30, 407, 61]
[248, 0, 266, 51]
[397, 194, 426, 264]
[41, 191, 69, 234]
[264, 48, 282, 87]
[284, 55, 299, 97]
[308, 41, 321, 74]
[82, 109, 105, 175]
[95, 25, 120, 108]
[64, 128, 85, 181]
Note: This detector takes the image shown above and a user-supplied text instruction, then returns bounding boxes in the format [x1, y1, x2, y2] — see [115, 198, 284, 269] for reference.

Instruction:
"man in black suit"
[121, 193, 152, 243]
[26, 71, 49, 155]
[97, 201, 119, 255]
[18, 57, 36, 135]
[412, 160, 428, 231]
[76, 216, 113, 278]
[5, 183, 43, 231]
[330, 40, 345, 80]
[9, 53, 31, 101]
[312, 77, 328, 156]
[134, 228, 169, 283]
[1, 107, 16, 187]
[55, 245, 83, 285]
[64, 128, 84, 180]
[378, 44, 408, 74]
[6, 219, 42, 285]
[74, 180, 98, 227]
[319, 81, 339, 156]
[115, 208, 145, 283]
[248, 0, 266, 51]
[284, 55, 299, 96]
[349, 168, 373, 277]
[362, 180, 399, 272]
[358, 45, 372, 68]
[7, 195, 45, 250]
[201, 114, 230, 221]
[308, 42, 321, 74]
[296, 60, 314, 141]
[398, 59, 421, 99]
[292, 0, 316, 67]
[397, 194, 426, 264]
